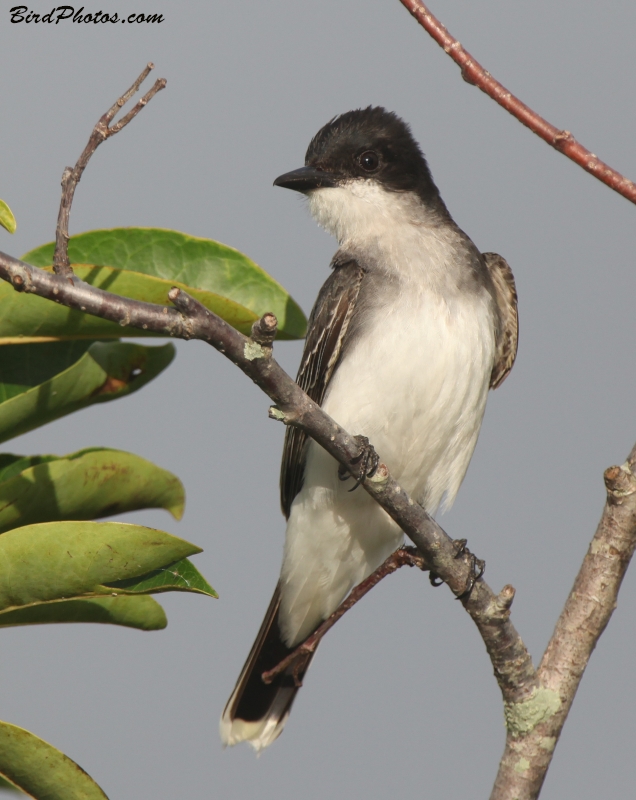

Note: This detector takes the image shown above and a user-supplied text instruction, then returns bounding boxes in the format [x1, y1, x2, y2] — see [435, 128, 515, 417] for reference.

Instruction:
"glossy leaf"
[21, 227, 307, 340]
[106, 557, 218, 597]
[0, 340, 174, 443]
[0, 339, 102, 402]
[0, 595, 167, 631]
[0, 201, 16, 235]
[0, 521, 201, 612]
[0, 265, 258, 344]
[0, 721, 107, 799]
[0, 448, 185, 534]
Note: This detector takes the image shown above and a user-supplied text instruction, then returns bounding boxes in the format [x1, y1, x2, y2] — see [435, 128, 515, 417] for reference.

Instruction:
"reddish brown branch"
[52, 63, 166, 279]
[262, 546, 428, 686]
[398, 0, 636, 205]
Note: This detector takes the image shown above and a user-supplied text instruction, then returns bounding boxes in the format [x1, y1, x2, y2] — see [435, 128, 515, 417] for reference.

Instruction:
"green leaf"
[106, 557, 218, 597]
[0, 340, 174, 443]
[0, 201, 16, 235]
[0, 595, 167, 631]
[0, 454, 58, 483]
[0, 520, 201, 612]
[0, 721, 108, 799]
[0, 265, 258, 344]
[20, 227, 307, 340]
[0, 775, 20, 792]
[0, 448, 185, 534]
[0, 339, 97, 402]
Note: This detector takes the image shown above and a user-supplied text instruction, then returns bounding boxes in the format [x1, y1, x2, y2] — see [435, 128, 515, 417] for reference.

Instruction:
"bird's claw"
[453, 539, 485, 599]
[428, 538, 485, 598]
[338, 435, 379, 491]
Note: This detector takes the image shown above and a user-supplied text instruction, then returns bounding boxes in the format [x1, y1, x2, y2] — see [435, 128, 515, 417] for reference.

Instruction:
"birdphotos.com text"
[9, 6, 164, 24]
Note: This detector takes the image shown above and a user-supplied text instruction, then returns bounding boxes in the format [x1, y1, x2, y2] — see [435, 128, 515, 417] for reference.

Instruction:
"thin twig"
[262, 546, 428, 686]
[52, 63, 166, 279]
[398, 0, 636, 205]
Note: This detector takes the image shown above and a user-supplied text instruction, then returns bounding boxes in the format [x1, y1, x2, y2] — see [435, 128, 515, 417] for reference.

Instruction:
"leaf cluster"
[0, 221, 306, 796]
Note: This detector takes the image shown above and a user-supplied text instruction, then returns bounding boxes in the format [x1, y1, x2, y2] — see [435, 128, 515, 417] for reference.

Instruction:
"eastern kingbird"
[220, 107, 518, 751]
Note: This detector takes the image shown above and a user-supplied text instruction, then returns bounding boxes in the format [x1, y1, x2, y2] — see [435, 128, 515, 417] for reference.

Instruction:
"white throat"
[307, 179, 464, 292]
[307, 179, 428, 247]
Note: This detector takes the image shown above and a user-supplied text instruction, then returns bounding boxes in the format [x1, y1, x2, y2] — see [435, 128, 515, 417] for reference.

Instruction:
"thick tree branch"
[53, 63, 166, 279]
[398, 0, 636, 205]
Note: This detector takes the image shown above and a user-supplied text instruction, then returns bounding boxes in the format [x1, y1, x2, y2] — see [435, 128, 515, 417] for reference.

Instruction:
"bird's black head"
[274, 107, 444, 209]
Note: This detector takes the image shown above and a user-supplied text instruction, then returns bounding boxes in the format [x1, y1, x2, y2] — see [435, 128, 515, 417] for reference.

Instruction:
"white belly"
[279, 286, 496, 646]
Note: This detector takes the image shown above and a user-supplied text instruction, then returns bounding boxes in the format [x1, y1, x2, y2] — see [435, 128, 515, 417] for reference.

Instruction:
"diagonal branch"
[0, 251, 537, 709]
[398, 0, 636, 205]
[53, 63, 166, 279]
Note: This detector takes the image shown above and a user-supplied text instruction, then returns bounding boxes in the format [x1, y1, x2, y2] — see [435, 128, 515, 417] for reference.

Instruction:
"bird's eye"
[358, 150, 379, 172]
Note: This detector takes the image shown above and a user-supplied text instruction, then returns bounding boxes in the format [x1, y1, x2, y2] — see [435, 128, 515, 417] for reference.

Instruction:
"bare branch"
[52, 63, 166, 279]
[398, 0, 636, 205]
[490, 448, 636, 800]
[0, 253, 536, 706]
[109, 74, 167, 135]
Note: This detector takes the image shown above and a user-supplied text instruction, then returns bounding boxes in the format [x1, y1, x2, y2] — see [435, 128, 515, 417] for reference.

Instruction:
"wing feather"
[280, 258, 365, 517]
[484, 252, 519, 389]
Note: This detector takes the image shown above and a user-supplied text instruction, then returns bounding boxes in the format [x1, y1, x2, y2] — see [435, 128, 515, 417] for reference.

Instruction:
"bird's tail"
[220, 584, 316, 751]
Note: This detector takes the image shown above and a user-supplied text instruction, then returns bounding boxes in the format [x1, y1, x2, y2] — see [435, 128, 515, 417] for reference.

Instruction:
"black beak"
[274, 166, 337, 193]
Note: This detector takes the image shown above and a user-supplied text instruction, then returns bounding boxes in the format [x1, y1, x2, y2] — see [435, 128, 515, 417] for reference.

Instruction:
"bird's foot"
[428, 538, 485, 598]
[338, 435, 379, 491]
[453, 538, 485, 599]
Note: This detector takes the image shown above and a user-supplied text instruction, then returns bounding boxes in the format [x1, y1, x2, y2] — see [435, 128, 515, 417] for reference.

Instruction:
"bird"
[220, 106, 518, 751]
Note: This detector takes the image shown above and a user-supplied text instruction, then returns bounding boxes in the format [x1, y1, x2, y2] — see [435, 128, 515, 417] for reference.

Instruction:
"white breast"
[323, 283, 495, 511]
[278, 180, 496, 646]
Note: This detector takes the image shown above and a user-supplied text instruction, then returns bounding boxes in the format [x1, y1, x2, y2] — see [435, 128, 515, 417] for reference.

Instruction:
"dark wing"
[280, 258, 365, 518]
[484, 252, 519, 389]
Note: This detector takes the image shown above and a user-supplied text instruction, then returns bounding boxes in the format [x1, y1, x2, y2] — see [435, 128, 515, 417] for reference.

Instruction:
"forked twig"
[52, 63, 166, 279]
[398, 0, 636, 205]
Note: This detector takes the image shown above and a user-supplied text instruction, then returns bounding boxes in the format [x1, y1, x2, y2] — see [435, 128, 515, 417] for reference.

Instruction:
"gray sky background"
[1, 1, 635, 797]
